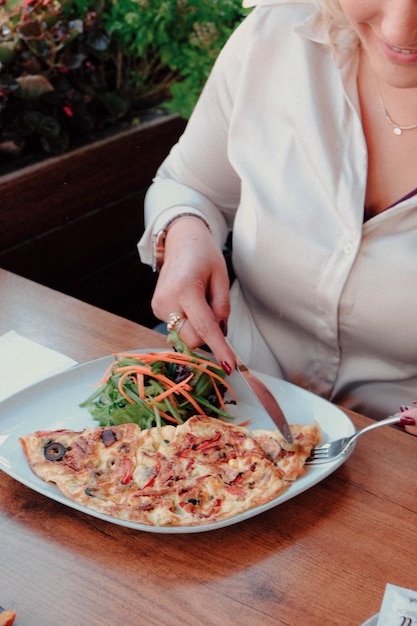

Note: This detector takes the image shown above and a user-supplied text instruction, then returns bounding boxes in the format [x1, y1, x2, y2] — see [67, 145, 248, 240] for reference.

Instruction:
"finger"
[166, 312, 187, 335]
[206, 266, 231, 329]
[179, 290, 235, 371]
[159, 302, 236, 375]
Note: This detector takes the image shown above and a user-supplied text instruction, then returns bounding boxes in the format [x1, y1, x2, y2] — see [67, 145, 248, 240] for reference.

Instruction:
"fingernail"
[400, 416, 416, 427]
[221, 360, 232, 375]
[219, 319, 228, 336]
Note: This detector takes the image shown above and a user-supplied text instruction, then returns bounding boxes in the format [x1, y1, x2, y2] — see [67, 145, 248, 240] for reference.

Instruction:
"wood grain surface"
[1, 269, 416, 626]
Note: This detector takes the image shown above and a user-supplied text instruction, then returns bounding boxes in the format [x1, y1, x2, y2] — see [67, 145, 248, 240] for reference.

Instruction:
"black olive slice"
[44, 441, 67, 461]
[102, 428, 117, 447]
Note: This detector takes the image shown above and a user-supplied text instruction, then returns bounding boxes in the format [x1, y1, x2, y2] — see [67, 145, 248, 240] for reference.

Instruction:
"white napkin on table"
[0, 331, 78, 402]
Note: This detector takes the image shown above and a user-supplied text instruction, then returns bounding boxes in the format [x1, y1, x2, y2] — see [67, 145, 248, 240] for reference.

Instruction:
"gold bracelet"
[152, 213, 210, 272]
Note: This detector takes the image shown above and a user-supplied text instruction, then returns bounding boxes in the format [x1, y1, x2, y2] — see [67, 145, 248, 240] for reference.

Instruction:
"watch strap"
[152, 213, 210, 272]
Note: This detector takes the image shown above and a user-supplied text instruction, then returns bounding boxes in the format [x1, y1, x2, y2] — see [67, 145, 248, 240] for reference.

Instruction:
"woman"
[138, 0, 417, 433]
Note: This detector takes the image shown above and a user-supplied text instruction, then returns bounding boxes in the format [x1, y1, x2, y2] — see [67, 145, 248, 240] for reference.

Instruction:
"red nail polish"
[400, 416, 416, 427]
[221, 360, 232, 375]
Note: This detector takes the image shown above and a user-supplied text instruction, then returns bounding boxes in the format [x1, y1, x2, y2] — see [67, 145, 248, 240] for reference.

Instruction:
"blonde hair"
[318, 0, 347, 23]
[315, 0, 359, 50]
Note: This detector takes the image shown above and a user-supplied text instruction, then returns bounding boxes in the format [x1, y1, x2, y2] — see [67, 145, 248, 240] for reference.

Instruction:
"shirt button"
[344, 242, 354, 254]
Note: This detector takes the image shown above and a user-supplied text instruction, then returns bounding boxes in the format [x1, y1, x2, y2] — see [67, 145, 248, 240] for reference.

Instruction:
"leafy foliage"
[0, 0, 247, 164]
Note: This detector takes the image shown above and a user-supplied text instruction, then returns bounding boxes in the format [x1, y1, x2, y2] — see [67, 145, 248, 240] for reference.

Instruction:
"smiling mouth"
[390, 44, 417, 55]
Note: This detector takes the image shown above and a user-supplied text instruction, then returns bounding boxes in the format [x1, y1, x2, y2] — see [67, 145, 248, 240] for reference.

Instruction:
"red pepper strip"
[195, 433, 221, 451]
[141, 475, 156, 490]
[229, 472, 244, 485]
[121, 458, 133, 484]
[140, 464, 160, 490]
[178, 434, 195, 457]
[196, 474, 212, 482]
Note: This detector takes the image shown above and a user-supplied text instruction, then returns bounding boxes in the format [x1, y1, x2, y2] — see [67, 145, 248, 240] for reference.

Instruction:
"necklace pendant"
[377, 81, 417, 135]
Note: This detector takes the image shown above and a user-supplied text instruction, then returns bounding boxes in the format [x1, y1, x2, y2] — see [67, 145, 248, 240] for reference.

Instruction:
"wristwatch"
[152, 213, 210, 272]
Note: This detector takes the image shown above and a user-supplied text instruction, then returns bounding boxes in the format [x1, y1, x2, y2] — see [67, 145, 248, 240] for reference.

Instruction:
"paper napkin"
[0, 331, 78, 403]
[377, 584, 417, 625]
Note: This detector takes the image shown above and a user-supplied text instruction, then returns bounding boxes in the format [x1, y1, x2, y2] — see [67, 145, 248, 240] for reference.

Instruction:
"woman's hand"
[151, 216, 235, 373]
[401, 406, 417, 436]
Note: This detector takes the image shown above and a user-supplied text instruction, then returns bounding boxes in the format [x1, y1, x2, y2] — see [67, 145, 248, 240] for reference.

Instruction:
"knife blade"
[228, 342, 294, 445]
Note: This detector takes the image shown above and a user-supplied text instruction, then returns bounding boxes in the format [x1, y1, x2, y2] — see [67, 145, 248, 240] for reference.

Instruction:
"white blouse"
[138, 0, 417, 419]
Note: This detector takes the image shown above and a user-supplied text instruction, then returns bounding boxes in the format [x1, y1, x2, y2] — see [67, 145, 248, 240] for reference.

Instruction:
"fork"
[305, 413, 416, 465]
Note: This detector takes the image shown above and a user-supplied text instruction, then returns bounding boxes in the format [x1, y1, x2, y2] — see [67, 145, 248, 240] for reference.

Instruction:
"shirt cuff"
[137, 178, 230, 266]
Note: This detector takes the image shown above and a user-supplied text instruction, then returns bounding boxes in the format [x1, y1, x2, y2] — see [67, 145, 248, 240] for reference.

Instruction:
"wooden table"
[1, 269, 416, 626]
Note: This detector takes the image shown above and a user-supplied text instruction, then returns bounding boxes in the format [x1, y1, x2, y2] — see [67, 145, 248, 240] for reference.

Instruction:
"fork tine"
[307, 444, 330, 457]
[306, 457, 330, 465]
[305, 445, 331, 464]
[306, 451, 333, 464]
[309, 450, 329, 457]
[306, 412, 413, 465]
[314, 443, 328, 449]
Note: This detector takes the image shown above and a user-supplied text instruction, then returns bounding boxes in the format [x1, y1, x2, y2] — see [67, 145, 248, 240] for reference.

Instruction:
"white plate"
[361, 614, 379, 626]
[0, 349, 355, 533]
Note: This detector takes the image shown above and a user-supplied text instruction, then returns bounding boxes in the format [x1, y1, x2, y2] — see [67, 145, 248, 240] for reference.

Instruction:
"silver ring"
[166, 312, 187, 334]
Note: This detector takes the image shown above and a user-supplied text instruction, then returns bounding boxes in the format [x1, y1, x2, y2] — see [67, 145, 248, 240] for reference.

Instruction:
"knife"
[227, 341, 294, 445]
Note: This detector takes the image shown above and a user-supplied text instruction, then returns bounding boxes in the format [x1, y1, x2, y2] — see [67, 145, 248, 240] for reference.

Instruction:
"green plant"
[0, 0, 247, 164]
[97, 0, 248, 118]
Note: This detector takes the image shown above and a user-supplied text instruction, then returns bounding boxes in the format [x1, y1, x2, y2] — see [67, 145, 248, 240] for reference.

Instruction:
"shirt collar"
[296, 6, 359, 68]
[242, 0, 359, 69]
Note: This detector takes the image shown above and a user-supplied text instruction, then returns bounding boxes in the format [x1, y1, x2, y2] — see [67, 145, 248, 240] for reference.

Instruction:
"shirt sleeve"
[137, 11, 252, 266]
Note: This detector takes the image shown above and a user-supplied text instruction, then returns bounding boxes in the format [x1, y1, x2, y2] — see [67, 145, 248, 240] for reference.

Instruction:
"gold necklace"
[375, 80, 417, 136]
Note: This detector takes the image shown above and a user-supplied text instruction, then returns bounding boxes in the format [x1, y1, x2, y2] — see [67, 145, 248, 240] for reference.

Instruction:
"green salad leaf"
[80, 332, 237, 429]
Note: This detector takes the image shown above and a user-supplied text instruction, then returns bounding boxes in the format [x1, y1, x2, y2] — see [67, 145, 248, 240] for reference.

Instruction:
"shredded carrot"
[112, 352, 237, 400]
[142, 353, 223, 372]
[211, 378, 226, 412]
[123, 361, 234, 408]
[137, 373, 145, 400]
[86, 346, 239, 428]
[166, 393, 178, 411]
[170, 384, 206, 415]
[140, 356, 237, 400]
[152, 373, 194, 403]
[117, 371, 136, 404]
[116, 351, 223, 370]
[94, 360, 117, 387]
[155, 408, 180, 425]
[112, 364, 153, 376]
